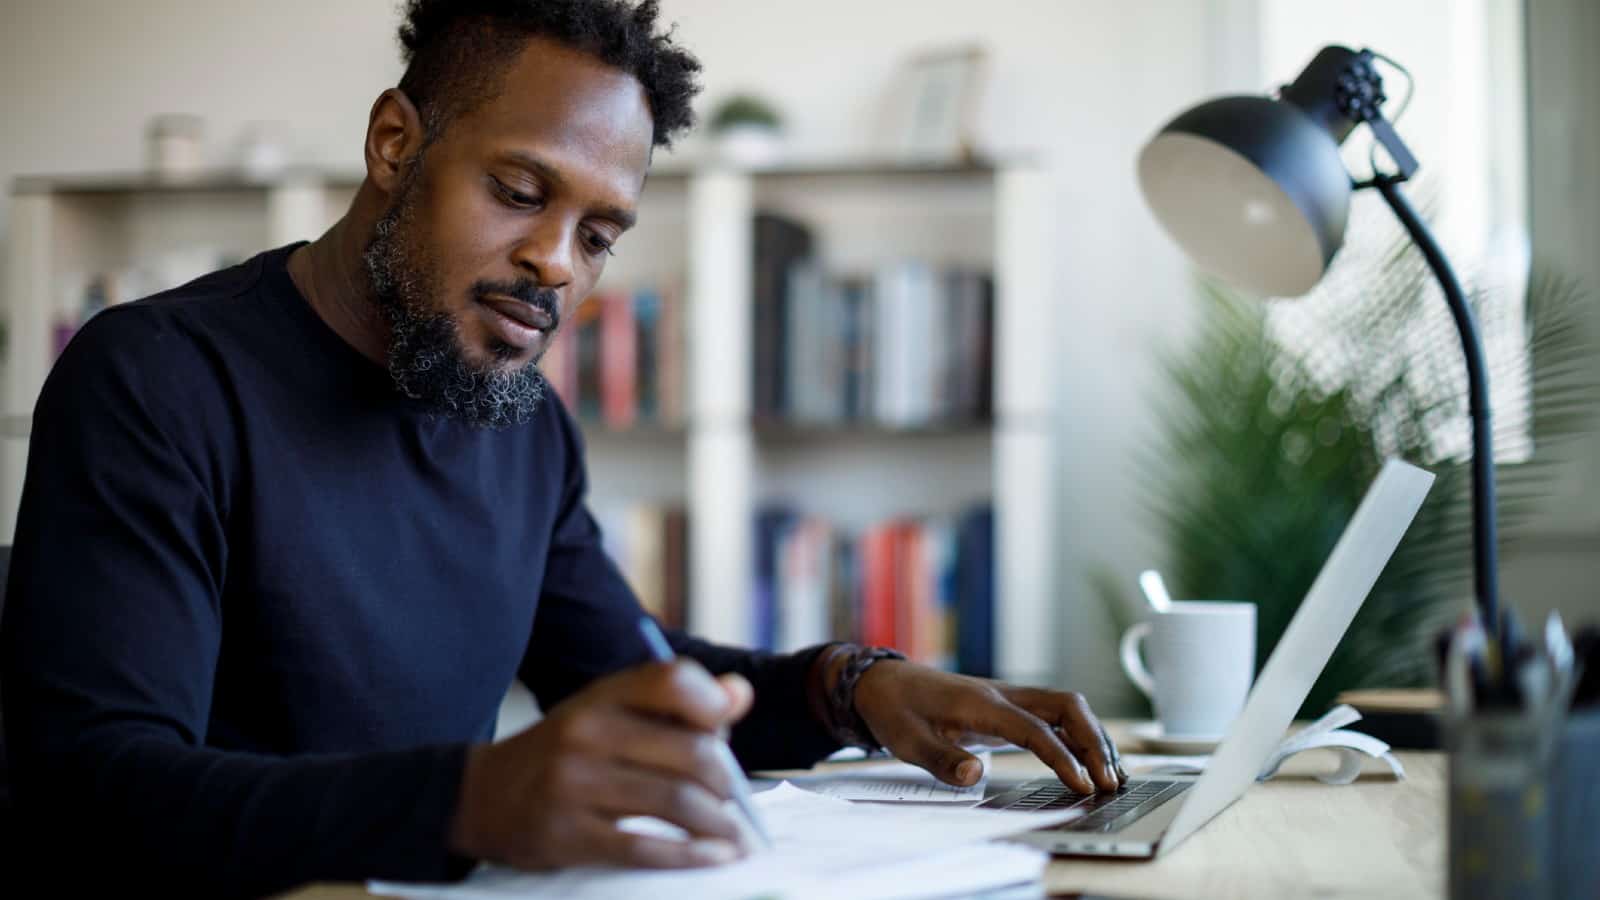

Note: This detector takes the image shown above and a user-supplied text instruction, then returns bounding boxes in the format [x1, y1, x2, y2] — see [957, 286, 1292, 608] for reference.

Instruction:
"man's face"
[364, 36, 653, 428]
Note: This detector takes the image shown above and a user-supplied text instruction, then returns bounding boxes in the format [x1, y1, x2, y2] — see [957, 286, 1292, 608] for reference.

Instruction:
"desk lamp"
[1135, 45, 1500, 635]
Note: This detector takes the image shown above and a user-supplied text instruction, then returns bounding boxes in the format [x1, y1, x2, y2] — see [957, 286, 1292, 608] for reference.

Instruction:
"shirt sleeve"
[518, 400, 841, 771]
[0, 312, 474, 897]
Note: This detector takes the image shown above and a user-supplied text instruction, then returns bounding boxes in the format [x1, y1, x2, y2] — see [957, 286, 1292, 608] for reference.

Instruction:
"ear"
[364, 88, 427, 196]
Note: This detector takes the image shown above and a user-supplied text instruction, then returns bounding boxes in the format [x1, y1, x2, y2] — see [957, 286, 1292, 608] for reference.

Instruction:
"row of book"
[754, 506, 995, 676]
[51, 251, 238, 357]
[596, 504, 691, 631]
[754, 213, 995, 428]
[542, 286, 686, 429]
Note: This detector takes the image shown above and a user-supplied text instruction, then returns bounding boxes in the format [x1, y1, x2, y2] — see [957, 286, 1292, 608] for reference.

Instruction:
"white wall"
[0, 0, 1258, 712]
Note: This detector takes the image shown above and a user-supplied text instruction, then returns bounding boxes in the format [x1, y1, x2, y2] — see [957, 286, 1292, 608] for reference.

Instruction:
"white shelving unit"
[3, 159, 1059, 684]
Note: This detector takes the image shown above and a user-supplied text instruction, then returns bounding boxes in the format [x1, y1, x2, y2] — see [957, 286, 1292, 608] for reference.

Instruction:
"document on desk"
[370, 782, 1080, 900]
[788, 751, 990, 803]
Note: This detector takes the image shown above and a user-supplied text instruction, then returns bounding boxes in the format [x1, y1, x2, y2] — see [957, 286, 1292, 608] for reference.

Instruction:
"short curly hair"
[396, 0, 701, 150]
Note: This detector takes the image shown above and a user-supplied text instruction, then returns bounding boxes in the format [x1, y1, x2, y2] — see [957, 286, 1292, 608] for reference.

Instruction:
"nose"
[509, 217, 575, 290]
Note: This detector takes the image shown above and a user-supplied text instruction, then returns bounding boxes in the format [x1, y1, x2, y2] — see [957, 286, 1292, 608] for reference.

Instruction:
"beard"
[360, 167, 554, 430]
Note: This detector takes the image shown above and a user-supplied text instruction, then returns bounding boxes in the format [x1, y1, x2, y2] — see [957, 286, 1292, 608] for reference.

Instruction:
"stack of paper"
[784, 752, 991, 803]
[370, 782, 1078, 900]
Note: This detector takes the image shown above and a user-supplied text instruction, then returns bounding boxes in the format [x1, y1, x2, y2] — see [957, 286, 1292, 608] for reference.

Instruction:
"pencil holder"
[1552, 708, 1600, 900]
[1443, 712, 1556, 900]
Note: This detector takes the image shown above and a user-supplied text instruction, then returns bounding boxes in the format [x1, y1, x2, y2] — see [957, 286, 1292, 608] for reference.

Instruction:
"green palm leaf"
[1117, 199, 1596, 717]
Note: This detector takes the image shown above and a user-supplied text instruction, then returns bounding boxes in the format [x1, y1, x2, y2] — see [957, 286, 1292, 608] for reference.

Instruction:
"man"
[1, 1, 1124, 895]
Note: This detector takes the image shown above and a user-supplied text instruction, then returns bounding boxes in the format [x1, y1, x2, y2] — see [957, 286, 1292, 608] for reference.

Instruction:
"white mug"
[1119, 601, 1256, 737]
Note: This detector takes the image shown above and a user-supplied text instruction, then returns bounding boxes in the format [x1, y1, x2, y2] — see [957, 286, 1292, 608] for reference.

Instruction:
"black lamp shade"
[1137, 95, 1352, 297]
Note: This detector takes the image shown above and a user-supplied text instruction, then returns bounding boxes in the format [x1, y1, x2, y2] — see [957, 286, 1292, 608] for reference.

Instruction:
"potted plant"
[707, 93, 784, 167]
[1097, 194, 1596, 718]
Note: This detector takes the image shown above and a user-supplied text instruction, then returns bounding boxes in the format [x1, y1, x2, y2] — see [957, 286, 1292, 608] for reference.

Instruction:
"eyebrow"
[498, 150, 638, 230]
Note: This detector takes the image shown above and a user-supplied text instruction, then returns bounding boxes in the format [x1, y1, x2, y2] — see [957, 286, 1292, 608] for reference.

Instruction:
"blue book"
[956, 507, 995, 678]
[753, 509, 796, 651]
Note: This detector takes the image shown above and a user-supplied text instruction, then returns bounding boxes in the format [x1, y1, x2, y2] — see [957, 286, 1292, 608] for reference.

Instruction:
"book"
[943, 268, 993, 421]
[872, 260, 947, 427]
[627, 506, 667, 620]
[594, 503, 691, 632]
[754, 508, 994, 672]
[752, 213, 815, 420]
[634, 288, 662, 423]
[785, 261, 833, 425]
[598, 291, 637, 429]
[777, 518, 833, 651]
[753, 509, 797, 651]
[661, 508, 689, 630]
[656, 282, 685, 426]
[572, 299, 604, 422]
[539, 318, 578, 410]
[838, 276, 873, 422]
[860, 524, 899, 649]
[956, 507, 995, 678]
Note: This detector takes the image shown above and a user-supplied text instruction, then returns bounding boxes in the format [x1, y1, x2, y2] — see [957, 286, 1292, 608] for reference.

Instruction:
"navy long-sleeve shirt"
[0, 243, 840, 896]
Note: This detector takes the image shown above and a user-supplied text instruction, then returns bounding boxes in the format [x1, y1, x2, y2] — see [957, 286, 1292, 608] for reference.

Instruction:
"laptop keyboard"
[996, 779, 1191, 833]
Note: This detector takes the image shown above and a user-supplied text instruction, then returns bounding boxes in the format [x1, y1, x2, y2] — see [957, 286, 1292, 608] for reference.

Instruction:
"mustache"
[471, 279, 561, 330]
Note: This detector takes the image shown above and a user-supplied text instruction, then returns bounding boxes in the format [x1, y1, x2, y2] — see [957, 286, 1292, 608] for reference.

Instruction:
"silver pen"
[636, 617, 774, 850]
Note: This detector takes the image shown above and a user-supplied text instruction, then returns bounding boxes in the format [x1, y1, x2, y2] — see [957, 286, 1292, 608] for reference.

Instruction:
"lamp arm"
[1370, 176, 1501, 633]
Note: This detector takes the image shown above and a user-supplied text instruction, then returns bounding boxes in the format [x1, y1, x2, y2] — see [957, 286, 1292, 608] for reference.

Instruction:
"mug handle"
[1119, 621, 1156, 699]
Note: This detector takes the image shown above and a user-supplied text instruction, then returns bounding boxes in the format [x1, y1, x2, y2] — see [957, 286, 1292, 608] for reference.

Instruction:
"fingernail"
[1075, 763, 1094, 791]
[690, 839, 740, 865]
[680, 668, 728, 711]
[956, 759, 981, 784]
[1102, 763, 1119, 786]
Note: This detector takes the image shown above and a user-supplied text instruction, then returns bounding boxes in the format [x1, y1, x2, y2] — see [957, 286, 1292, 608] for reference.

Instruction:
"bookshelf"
[3, 158, 1060, 685]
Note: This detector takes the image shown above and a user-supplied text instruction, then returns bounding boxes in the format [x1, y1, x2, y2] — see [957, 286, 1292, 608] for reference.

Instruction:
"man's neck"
[287, 182, 390, 366]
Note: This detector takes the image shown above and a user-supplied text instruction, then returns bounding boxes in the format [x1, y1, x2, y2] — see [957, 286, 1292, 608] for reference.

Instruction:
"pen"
[636, 617, 774, 850]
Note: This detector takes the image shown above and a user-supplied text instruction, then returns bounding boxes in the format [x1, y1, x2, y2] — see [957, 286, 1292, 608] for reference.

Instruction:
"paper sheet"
[1123, 706, 1407, 786]
[370, 781, 1079, 900]
[787, 752, 990, 803]
[1121, 753, 1211, 776]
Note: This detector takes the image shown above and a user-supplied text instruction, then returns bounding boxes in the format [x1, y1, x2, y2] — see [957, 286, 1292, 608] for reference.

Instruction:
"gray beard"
[360, 184, 546, 430]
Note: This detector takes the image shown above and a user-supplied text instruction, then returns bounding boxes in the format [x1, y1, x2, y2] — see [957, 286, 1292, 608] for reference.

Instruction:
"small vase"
[713, 125, 783, 167]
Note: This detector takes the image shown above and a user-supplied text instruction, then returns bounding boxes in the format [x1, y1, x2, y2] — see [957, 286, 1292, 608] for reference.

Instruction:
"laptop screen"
[1160, 458, 1435, 850]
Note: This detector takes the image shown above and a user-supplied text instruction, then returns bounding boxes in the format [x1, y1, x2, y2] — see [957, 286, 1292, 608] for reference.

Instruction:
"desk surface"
[286, 722, 1443, 900]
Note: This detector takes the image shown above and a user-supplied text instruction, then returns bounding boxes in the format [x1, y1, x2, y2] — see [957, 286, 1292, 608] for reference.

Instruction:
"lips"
[476, 294, 555, 354]
[479, 294, 555, 332]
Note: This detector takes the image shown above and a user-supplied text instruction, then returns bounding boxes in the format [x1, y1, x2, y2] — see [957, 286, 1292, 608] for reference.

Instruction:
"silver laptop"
[982, 459, 1434, 858]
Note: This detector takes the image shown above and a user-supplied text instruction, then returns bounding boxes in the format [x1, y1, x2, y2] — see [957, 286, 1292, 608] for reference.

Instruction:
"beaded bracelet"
[827, 645, 908, 750]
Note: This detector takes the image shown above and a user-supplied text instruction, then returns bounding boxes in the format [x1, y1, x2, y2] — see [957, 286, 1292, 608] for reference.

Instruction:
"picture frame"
[879, 45, 989, 163]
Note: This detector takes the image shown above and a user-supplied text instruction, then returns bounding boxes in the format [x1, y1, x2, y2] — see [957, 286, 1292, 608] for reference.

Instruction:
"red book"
[895, 523, 930, 663]
[861, 527, 898, 649]
[662, 508, 689, 631]
[598, 291, 637, 429]
[540, 318, 578, 410]
[657, 282, 685, 426]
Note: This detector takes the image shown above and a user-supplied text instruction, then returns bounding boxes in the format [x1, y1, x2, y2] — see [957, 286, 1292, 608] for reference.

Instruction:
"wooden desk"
[1009, 744, 1442, 898]
[287, 723, 1444, 900]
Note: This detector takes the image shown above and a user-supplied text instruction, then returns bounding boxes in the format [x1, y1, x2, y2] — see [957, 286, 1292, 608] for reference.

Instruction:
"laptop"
[982, 458, 1435, 858]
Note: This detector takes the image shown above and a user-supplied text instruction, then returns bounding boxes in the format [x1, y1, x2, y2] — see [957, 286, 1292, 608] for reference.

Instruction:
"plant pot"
[713, 124, 783, 167]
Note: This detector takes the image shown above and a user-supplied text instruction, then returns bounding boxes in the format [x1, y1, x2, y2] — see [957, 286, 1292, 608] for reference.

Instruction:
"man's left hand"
[852, 661, 1127, 794]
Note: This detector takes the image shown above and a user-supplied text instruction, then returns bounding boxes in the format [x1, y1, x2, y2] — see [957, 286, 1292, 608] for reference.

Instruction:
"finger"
[588, 763, 749, 850]
[1098, 721, 1129, 785]
[579, 813, 742, 870]
[602, 660, 734, 732]
[976, 700, 1095, 793]
[1008, 687, 1120, 792]
[899, 721, 987, 786]
[717, 672, 754, 722]
[599, 710, 739, 801]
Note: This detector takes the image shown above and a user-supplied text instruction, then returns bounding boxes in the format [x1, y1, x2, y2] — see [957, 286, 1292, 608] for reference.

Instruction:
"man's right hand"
[448, 660, 756, 871]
